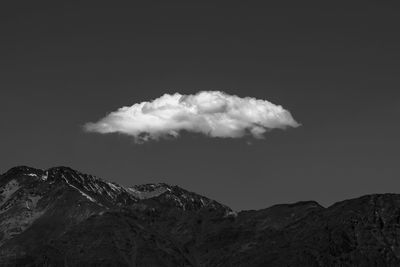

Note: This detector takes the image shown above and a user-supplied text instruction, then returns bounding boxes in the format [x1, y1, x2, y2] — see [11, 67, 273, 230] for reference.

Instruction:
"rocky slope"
[1, 166, 400, 266]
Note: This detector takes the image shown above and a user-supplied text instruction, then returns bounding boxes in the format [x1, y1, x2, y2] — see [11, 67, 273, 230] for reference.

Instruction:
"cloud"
[84, 91, 300, 142]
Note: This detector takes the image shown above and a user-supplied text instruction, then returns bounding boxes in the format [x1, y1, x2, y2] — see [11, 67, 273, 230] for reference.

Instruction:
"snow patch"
[108, 182, 122, 192]
[61, 175, 98, 204]
[41, 171, 48, 181]
[127, 186, 169, 200]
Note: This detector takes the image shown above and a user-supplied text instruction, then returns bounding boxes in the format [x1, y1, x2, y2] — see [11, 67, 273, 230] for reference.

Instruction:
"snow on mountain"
[0, 166, 230, 221]
[0, 165, 233, 263]
[4, 165, 400, 266]
[127, 183, 172, 199]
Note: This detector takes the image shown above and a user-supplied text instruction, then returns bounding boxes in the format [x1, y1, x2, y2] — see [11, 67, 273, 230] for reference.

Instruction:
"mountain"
[1, 166, 400, 266]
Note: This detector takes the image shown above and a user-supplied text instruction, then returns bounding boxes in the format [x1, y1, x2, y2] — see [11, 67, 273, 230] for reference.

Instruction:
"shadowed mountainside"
[1, 166, 400, 266]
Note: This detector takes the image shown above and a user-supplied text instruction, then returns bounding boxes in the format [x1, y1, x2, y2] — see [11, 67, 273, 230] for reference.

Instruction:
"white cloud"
[84, 91, 300, 142]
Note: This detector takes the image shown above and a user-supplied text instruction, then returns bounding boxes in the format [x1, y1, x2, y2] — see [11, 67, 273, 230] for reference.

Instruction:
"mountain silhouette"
[1, 166, 399, 266]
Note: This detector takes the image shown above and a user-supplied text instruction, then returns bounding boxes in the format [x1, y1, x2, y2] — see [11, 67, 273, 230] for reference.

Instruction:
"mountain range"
[1, 166, 400, 266]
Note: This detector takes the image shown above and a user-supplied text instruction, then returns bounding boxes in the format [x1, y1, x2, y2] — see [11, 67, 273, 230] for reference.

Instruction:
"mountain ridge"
[1, 166, 400, 266]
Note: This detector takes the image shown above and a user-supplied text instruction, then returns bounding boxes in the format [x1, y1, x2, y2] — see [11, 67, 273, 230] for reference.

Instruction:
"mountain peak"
[1, 165, 231, 213]
[129, 182, 231, 213]
[127, 183, 173, 200]
[47, 166, 76, 173]
[4, 165, 43, 176]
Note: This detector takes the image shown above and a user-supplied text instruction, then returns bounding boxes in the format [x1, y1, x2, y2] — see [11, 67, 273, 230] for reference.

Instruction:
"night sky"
[1, 1, 399, 210]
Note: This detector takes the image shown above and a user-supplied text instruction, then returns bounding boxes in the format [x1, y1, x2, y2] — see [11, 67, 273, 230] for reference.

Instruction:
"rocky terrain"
[1, 166, 400, 266]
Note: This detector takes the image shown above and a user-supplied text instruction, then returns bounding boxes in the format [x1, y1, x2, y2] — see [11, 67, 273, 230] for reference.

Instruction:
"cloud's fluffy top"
[84, 91, 300, 142]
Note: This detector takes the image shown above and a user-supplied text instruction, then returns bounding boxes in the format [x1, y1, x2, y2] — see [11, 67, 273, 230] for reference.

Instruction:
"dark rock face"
[1, 166, 400, 266]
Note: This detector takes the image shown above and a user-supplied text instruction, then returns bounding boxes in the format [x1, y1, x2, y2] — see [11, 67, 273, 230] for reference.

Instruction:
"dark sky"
[1, 1, 399, 210]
